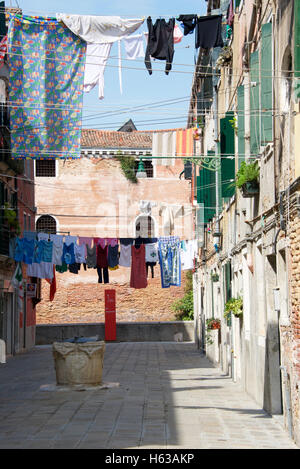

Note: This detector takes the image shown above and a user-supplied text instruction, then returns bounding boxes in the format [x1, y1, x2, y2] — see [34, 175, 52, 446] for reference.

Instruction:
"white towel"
[152, 131, 176, 166]
[123, 33, 145, 60]
[56, 14, 144, 44]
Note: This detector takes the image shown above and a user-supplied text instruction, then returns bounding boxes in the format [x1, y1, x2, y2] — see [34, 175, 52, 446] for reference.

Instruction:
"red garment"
[46, 265, 56, 302]
[94, 237, 106, 248]
[97, 244, 108, 268]
[130, 244, 147, 289]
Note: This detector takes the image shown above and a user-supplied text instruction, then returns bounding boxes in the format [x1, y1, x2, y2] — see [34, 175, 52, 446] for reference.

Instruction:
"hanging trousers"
[97, 266, 109, 284]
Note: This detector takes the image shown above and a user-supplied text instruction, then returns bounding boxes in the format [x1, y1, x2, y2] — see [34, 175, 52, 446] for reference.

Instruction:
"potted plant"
[4, 203, 21, 236]
[224, 296, 243, 321]
[211, 273, 219, 282]
[235, 161, 260, 197]
[206, 317, 221, 330]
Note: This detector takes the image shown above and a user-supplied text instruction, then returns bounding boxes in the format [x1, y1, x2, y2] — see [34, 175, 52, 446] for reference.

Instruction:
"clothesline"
[10, 232, 198, 295]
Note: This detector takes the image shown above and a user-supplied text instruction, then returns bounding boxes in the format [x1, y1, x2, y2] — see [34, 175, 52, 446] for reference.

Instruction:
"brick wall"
[36, 267, 188, 324]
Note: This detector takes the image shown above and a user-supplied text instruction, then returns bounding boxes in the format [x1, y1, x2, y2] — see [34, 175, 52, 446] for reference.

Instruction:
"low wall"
[36, 321, 195, 345]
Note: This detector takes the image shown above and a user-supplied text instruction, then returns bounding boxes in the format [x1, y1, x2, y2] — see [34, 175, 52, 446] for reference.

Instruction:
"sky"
[18, 0, 207, 131]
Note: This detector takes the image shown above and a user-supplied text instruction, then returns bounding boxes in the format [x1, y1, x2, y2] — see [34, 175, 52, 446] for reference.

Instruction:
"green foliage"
[229, 116, 238, 133]
[235, 161, 260, 188]
[171, 270, 194, 321]
[4, 202, 20, 235]
[116, 152, 138, 184]
[224, 296, 243, 320]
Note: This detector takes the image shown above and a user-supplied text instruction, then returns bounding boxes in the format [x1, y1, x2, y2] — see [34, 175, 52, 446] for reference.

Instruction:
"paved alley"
[0, 342, 298, 449]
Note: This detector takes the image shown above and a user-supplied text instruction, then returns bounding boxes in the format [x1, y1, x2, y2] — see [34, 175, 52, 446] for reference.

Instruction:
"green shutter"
[260, 22, 272, 144]
[295, 0, 300, 100]
[250, 50, 260, 156]
[220, 111, 235, 198]
[197, 151, 216, 223]
[224, 261, 232, 327]
[237, 85, 245, 168]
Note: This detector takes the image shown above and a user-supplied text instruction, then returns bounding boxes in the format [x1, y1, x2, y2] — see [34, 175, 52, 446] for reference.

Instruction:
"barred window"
[36, 215, 56, 234]
[35, 160, 56, 177]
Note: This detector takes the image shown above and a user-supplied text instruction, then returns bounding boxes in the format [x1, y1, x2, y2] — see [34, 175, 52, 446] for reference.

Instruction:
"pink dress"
[130, 244, 147, 289]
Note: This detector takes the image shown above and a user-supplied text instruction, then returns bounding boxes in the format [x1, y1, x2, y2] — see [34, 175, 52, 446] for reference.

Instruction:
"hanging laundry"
[146, 262, 156, 279]
[119, 238, 134, 246]
[152, 131, 176, 166]
[86, 244, 97, 268]
[61, 242, 75, 265]
[108, 244, 119, 270]
[180, 239, 197, 271]
[195, 15, 224, 49]
[145, 243, 159, 263]
[159, 203, 185, 236]
[139, 200, 156, 216]
[8, 14, 86, 160]
[84, 42, 112, 100]
[119, 243, 132, 267]
[27, 261, 54, 280]
[145, 17, 175, 75]
[39, 240, 53, 263]
[97, 244, 109, 283]
[97, 266, 109, 284]
[0, 35, 6, 68]
[130, 244, 147, 289]
[68, 263, 80, 274]
[106, 238, 118, 247]
[46, 265, 56, 301]
[64, 235, 78, 246]
[176, 128, 194, 157]
[176, 15, 197, 35]
[78, 236, 92, 257]
[158, 236, 181, 288]
[74, 243, 86, 264]
[56, 14, 144, 44]
[94, 237, 106, 249]
[173, 24, 183, 44]
[50, 234, 64, 266]
[23, 231, 37, 241]
[123, 33, 145, 60]
[56, 262, 67, 273]
[226, 0, 234, 27]
[14, 237, 35, 264]
[79, 236, 92, 248]
[38, 233, 49, 241]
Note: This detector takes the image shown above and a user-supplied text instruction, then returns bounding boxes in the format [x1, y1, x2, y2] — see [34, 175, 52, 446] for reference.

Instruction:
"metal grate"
[35, 160, 56, 177]
[36, 215, 56, 234]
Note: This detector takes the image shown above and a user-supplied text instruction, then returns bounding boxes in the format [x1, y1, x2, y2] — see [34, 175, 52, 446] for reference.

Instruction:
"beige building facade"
[191, 0, 300, 446]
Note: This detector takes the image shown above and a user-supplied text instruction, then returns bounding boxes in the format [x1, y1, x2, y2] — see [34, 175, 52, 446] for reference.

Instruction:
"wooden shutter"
[237, 85, 245, 168]
[260, 22, 273, 144]
[220, 111, 235, 198]
[196, 151, 216, 223]
[250, 50, 260, 156]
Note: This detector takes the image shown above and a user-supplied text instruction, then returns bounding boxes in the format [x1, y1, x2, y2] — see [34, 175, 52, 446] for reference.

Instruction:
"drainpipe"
[280, 366, 293, 438]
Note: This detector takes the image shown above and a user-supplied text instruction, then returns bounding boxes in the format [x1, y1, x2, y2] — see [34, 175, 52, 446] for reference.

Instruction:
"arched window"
[281, 47, 292, 113]
[36, 215, 57, 234]
[135, 215, 155, 238]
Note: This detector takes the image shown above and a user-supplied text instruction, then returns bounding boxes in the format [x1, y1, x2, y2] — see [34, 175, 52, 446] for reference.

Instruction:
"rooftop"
[81, 128, 187, 150]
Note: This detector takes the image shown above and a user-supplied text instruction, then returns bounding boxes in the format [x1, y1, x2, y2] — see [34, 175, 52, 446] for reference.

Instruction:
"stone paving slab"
[0, 342, 298, 449]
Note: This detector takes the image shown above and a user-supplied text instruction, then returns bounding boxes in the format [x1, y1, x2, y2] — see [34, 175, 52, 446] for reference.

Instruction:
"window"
[36, 215, 56, 234]
[135, 216, 155, 237]
[35, 160, 56, 177]
[134, 159, 153, 178]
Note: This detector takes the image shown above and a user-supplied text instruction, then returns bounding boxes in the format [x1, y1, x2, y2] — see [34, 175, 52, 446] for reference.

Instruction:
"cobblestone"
[0, 342, 298, 449]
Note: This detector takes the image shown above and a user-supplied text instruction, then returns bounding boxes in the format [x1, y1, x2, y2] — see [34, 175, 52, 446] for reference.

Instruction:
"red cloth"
[130, 244, 147, 289]
[46, 265, 56, 302]
[97, 244, 108, 268]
